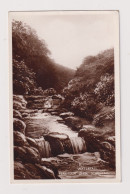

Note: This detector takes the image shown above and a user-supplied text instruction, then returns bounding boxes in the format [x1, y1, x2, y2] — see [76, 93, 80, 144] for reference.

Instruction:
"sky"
[11, 11, 116, 69]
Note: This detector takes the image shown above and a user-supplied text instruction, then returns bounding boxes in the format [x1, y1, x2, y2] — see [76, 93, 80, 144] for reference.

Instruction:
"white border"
[1, 0, 130, 193]
[9, 10, 120, 184]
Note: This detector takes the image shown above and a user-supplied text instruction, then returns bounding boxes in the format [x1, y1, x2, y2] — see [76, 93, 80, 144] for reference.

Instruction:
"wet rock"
[45, 138, 64, 156]
[26, 137, 38, 148]
[14, 144, 40, 164]
[61, 138, 73, 154]
[14, 161, 56, 179]
[99, 142, 115, 168]
[44, 133, 77, 156]
[64, 116, 83, 131]
[22, 112, 29, 118]
[13, 131, 27, 146]
[14, 161, 32, 179]
[51, 111, 59, 116]
[35, 164, 56, 179]
[45, 132, 69, 140]
[24, 163, 45, 179]
[57, 119, 65, 124]
[82, 125, 96, 131]
[13, 101, 25, 111]
[106, 136, 115, 147]
[14, 146, 26, 161]
[13, 95, 27, 108]
[78, 127, 115, 168]
[60, 112, 74, 118]
[79, 127, 105, 152]
[23, 146, 40, 164]
[44, 133, 68, 156]
[13, 118, 26, 134]
[13, 110, 22, 120]
[20, 109, 38, 114]
[40, 160, 59, 178]
[56, 117, 65, 124]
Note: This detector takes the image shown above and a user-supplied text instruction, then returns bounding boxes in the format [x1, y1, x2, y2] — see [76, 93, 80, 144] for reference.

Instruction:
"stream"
[25, 110, 116, 179]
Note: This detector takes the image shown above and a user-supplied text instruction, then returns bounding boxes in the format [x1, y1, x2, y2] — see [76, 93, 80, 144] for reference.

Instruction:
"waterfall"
[36, 137, 51, 158]
[69, 137, 87, 154]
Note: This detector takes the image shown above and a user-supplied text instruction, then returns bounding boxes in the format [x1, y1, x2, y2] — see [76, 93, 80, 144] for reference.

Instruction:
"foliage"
[94, 74, 114, 106]
[12, 20, 75, 93]
[13, 59, 44, 95]
[71, 93, 100, 120]
[62, 49, 115, 121]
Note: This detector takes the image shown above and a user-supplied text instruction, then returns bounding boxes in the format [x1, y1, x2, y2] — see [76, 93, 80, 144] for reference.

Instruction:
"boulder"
[78, 127, 106, 152]
[78, 127, 115, 168]
[106, 136, 115, 147]
[13, 131, 27, 146]
[26, 137, 38, 148]
[13, 95, 27, 108]
[14, 161, 56, 179]
[14, 144, 40, 164]
[61, 138, 73, 154]
[13, 110, 22, 120]
[13, 118, 26, 134]
[24, 163, 45, 179]
[13, 101, 25, 111]
[35, 164, 56, 179]
[60, 112, 74, 118]
[51, 111, 59, 116]
[14, 161, 32, 179]
[23, 146, 40, 164]
[45, 132, 69, 141]
[44, 133, 69, 156]
[40, 160, 59, 178]
[99, 142, 115, 168]
[82, 125, 96, 131]
[14, 146, 27, 162]
[22, 112, 29, 118]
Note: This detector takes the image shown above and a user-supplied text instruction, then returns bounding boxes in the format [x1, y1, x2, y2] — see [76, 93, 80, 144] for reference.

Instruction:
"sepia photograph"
[9, 11, 120, 183]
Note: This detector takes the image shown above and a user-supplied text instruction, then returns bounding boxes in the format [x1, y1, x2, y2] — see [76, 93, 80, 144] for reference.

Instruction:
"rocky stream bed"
[13, 95, 116, 180]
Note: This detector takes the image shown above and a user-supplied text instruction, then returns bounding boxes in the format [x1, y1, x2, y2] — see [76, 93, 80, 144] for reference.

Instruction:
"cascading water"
[36, 137, 51, 158]
[26, 112, 87, 156]
[69, 137, 87, 154]
[24, 97, 116, 179]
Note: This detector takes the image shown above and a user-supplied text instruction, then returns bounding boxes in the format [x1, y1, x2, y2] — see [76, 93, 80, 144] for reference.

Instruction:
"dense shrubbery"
[13, 59, 44, 95]
[94, 74, 114, 106]
[62, 49, 115, 121]
[71, 93, 100, 120]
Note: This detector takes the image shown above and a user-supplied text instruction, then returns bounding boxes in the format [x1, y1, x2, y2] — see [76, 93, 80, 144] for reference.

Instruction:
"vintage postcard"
[9, 11, 120, 183]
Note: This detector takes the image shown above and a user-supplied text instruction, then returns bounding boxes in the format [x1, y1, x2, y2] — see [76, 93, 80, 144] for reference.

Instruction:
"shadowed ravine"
[25, 111, 115, 179]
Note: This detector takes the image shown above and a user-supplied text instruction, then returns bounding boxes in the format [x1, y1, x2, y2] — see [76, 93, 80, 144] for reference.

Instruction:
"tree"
[12, 20, 58, 90]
